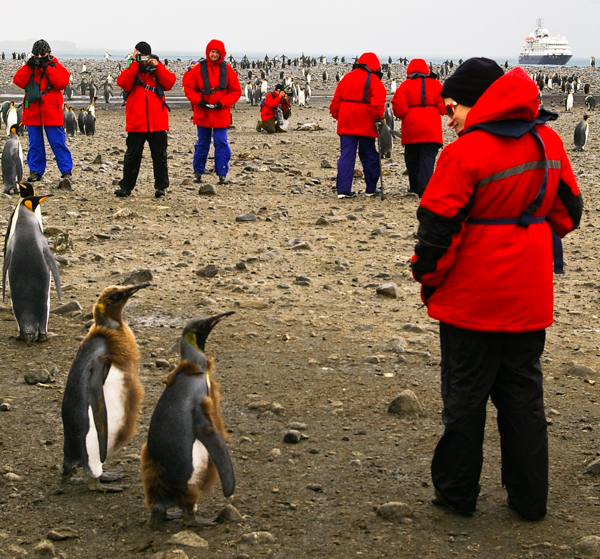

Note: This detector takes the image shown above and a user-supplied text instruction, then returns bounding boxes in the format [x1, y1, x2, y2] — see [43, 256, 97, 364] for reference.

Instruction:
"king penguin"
[77, 109, 86, 135]
[64, 107, 77, 137]
[2, 124, 23, 194]
[141, 312, 235, 528]
[61, 283, 151, 492]
[574, 115, 590, 150]
[2, 193, 61, 344]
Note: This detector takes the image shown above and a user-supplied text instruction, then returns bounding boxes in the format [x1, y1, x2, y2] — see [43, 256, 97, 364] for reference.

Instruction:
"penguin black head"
[93, 283, 151, 327]
[20, 194, 52, 213]
[181, 312, 234, 358]
[9, 124, 19, 136]
[18, 182, 35, 198]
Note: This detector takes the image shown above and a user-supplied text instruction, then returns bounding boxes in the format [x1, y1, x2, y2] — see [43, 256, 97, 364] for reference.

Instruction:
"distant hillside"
[0, 40, 76, 51]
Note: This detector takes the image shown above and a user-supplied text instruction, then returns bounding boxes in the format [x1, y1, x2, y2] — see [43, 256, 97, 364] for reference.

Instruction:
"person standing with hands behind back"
[13, 39, 74, 189]
[115, 41, 176, 199]
[182, 39, 241, 189]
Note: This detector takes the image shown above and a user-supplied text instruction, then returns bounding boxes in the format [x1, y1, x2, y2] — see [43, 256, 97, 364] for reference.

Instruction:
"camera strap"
[133, 74, 171, 112]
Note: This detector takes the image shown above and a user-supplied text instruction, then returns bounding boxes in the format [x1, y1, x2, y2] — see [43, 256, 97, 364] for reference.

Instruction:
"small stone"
[196, 264, 222, 278]
[288, 422, 308, 430]
[240, 531, 276, 544]
[121, 269, 153, 285]
[0, 403, 11, 411]
[151, 551, 189, 559]
[568, 365, 596, 377]
[168, 531, 209, 549]
[575, 536, 600, 555]
[47, 527, 78, 541]
[364, 355, 385, 364]
[214, 504, 243, 523]
[376, 501, 414, 520]
[155, 359, 170, 369]
[307, 483, 323, 492]
[236, 261, 247, 271]
[283, 430, 302, 443]
[236, 213, 257, 222]
[388, 390, 421, 416]
[25, 369, 50, 385]
[588, 458, 600, 475]
[33, 539, 56, 556]
[5, 472, 22, 481]
[270, 402, 284, 414]
[236, 300, 268, 309]
[198, 183, 217, 195]
[51, 301, 83, 314]
[291, 241, 312, 250]
[320, 160, 333, 169]
[197, 297, 218, 307]
[376, 283, 400, 298]
[268, 448, 282, 461]
[382, 337, 408, 354]
[316, 217, 330, 225]
[92, 154, 103, 164]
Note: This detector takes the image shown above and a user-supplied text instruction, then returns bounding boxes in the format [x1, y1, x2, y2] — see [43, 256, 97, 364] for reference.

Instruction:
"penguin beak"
[119, 282, 152, 299]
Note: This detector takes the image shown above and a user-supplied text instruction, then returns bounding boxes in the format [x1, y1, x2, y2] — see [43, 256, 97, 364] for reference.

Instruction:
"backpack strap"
[199, 59, 227, 95]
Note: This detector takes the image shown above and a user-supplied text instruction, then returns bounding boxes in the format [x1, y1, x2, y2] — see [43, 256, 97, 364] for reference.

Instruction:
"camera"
[135, 53, 151, 63]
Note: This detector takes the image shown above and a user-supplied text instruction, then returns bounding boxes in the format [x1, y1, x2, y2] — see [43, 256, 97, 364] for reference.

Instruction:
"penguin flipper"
[192, 400, 235, 497]
[2, 237, 12, 302]
[43, 246, 61, 301]
[86, 338, 111, 463]
[12, 150, 23, 183]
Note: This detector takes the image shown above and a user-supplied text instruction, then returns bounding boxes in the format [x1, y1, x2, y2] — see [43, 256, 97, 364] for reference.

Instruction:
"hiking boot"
[337, 192, 356, 199]
[365, 189, 382, 197]
[27, 171, 42, 182]
[256, 120, 263, 132]
[432, 489, 475, 517]
[193, 173, 202, 183]
[154, 188, 166, 198]
[114, 187, 132, 197]
[218, 176, 229, 185]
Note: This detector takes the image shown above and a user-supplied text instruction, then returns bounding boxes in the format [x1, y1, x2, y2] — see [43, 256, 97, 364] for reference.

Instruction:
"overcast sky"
[5, 0, 600, 61]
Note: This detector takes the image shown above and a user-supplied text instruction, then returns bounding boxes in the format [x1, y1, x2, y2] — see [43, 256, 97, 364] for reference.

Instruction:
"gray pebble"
[291, 241, 312, 250]
[382, 337, 408, 354]
[196, 264, 222, 278]
[214, 504, 243, 523]
[51, 301, 83, 315]
[376, 283, 399, 298]
[25, 369, 50, 385]
[587, 458, 600, 475]
[568, 365, 596, 377]
[0, 403, 11, 411]
[388, 390, 421, 416]
[198, 183, 217, 195]
[155, 359, 171, 369]
[376, 502, 413, 520]
[284, 430, 302, 443]
[240, 531, 276, 544]
[33, 539, 56, 556]
[288, 422, 308, 430]
[47, 527, 78, 541]
[168, 531, 209, 548]
[236, 213, 257, 222]
[575, 536, 600, 555]
[268, 448, 282, 461]
[122, 269, 153, 285]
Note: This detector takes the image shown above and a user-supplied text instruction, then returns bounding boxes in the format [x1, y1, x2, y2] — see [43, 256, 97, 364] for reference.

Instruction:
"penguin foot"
[36, 333, 49, 343]
[88, 477, 128, 492]
[183, 510, 215, 527]
[99, 472, 126, 483]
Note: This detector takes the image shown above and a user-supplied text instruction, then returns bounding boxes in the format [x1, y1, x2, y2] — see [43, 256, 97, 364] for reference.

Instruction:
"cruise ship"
[519, 19, 572, 65]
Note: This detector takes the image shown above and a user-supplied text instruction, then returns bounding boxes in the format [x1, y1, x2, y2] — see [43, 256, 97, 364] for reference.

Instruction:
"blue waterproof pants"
[336, 135, 380, 195]
[193, 126, 231, 177]
[26, 125, 73, 176]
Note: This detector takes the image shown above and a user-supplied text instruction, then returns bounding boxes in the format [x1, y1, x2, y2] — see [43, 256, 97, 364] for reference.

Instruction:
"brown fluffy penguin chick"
[61, 283, 151, 492]
[141, 313, 235, 527]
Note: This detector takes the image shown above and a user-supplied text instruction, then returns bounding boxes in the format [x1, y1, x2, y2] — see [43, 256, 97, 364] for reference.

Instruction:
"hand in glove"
[214, 101, 223, 110]
[199, 100, 209, 109]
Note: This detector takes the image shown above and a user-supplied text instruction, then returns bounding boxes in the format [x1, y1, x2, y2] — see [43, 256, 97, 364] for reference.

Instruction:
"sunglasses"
[445, 101, 458, 117]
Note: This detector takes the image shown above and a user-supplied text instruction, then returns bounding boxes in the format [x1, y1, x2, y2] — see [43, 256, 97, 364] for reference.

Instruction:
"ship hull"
[519, 54, 572, 65]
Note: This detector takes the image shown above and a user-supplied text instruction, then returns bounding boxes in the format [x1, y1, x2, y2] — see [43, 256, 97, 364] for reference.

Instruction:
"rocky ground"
[1, 59, 600, 558]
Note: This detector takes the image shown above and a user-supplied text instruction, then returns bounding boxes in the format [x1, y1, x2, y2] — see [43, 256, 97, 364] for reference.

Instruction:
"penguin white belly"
[85, 408, 103, 478]
[188, 439, 210, 486]
[104, 365, 127, 455]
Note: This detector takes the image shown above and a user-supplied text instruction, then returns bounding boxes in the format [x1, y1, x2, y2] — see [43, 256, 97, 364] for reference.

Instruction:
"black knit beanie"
[32, 39, 51, 56]
[274, 84, 284, 91]
[441, 57, 504, 107]
[135, 42, 152, 55]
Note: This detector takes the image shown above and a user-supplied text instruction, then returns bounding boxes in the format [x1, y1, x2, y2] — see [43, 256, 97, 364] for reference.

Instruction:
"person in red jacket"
[329, 53, 386, 198]
[411, 58, 583, 521]
[182, 39, 241, 188]
[392, 58, 445, 196]
[13, 39, 73, 189]
[257, 85, 291, 133]
[115, 41, 176, 198]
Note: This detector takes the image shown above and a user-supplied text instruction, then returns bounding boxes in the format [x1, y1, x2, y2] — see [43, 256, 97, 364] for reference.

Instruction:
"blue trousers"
[404, 142, 441, 197]
[26, 125, 73, 176]
[336, 135, 380, 194]
[193, 126, 231, 176]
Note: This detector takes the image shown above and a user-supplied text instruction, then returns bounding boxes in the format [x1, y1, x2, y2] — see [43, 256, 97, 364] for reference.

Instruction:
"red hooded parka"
[117, 59, 176, 133]
[182, 40, 241, 129]
[411, 68, 583, 332]
[329, 53, 386, 138]
[391, 58, 446, 145]
[13, 58, 70, 126]
[261, 90, 290, 121]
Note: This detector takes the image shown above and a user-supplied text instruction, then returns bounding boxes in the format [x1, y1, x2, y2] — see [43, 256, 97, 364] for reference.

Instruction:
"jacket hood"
[356, 52, 381, 72]
[464, 67, 540, 129]
[407, 58, 429, 76]
[206, 40, 226, 63]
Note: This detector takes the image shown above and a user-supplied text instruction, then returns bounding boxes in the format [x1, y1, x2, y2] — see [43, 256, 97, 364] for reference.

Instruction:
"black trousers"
[120, 131, 169, 191]
[403, 142, 441, 197]
[432, 323, 548, 519]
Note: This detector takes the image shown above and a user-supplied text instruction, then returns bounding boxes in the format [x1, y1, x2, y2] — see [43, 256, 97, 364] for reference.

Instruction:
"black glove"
[374, 118, 384, 131]
[214, 101, 223, 110]
[27, 56, 36, 67]
[38, 58, 48, 69]
[199, 100, 209, 109]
